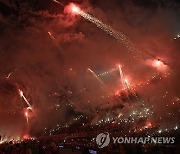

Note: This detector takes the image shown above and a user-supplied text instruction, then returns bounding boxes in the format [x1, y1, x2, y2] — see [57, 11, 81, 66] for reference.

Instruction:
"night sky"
[0, 0, 179, 140]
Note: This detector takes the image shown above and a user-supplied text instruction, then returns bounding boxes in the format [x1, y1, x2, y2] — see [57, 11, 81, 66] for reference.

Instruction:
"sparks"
[154, 59, 163, 67]
[145, 121, 152, 128]
[52, 0, 64, 6]
[118, 64, 126, 89]
[71, 5, 80, 13]
[48, 31, 55, 40]
[97, 67, 117, 77]
[24, 110, 29, 125]
[146, 59, 168, 72]
[18, 89, 32, 109]
[71, 6, 170, 67]
[88, 68, 104, 86]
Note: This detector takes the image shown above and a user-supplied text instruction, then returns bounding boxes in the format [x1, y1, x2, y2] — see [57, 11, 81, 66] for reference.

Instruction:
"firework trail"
[52, 0, 64, 7]
[48, 31, 55, 40]
[6, 72, 13, 79]
[18, 89, 32, 109]
[87, 68, 111, 93]
[6, 69, 18, 79]
[97, 67, 117, 77]
[70, 5, 169, 66]
[118, 65, 126, 89]
[118, 65, 137, 101]
[77, 10, 141, 57]
[25, 111, 29, 125]
[47, 31, 64, 54]
[124, 78, 131, 90]
[52, 3, 169, 66]
[88, 68, 104, 86]
[124, 78, 138, 99]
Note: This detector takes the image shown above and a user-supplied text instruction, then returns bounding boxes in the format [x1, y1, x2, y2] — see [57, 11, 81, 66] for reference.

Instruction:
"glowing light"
[69, 68, 73, 71]
[154, 59, 162, 67]
[174, 126, 178, 130]
[158, 129, 162, 133]
[124, 78, 131, 90]
[97, 67, 117, 77]
[77, 11, 140, 57]
[71, 5, 80, 13]
[146, 59, 168, 72]
[124, 78, 128, 84]
[48, 31, 55, 40]
[52, 0, 64, 6]
[6, 72, 13, 79]
[25, 114, 28, 125]
[23, 134, 30, 140]
[25, 111, 28, 117]
[88, 68, 104, 87]
[118, 65, 125, 89]
[47, 31, 64, 53]
[24, 108, 31, 125]
[72, 7, 171, 69]
[18, 89, 32, 109]
[75, 9, 164, 60]
[118, 113, 123, 118]
[115, 90, 120, 96]
[145, 121, 152, 128]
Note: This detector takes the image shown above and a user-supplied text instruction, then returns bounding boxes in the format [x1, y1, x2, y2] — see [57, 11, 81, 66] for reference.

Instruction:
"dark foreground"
[0, 138, 179, 154]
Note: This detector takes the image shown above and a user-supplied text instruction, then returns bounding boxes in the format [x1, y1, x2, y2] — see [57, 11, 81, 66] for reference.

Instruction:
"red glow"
[146, 59, 168, 72]
[71, 5, 80, 13]
[23, 134, 30, 140]
[145, 122, 152, 128]
[116, 64, 122, 68]
[115, 90, 120, 96]
[18, 89, 23, 97]
[154, 59, 162, 67]
[25, 111, 28, 117]
[64, 3, 80, 15]
[124, 78, 129, 84]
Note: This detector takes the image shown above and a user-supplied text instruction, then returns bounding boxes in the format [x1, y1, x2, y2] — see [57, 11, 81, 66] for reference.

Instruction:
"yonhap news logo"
[96, 132, 110, 148]
[96, 132, 175, 148]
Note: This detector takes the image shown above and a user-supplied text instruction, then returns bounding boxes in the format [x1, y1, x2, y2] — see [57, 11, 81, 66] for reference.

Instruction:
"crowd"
[0, 138, 179, 154]
[0, 140, 59, 154]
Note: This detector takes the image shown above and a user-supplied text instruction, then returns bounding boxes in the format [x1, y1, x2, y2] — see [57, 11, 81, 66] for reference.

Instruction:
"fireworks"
[154, 59, 162, 67]
[18, 89, 32, 110]
[145, 121, 152, 128]
[52, 0, 64, 6]
[48, 31, 55, 40]
[118, 65, 126, 89]
[1, 1, 179, 140]
[71, 4, 80, 14]
[87, 68, 104, 87]
[68, 4, 153, 59]
[47, 31, 64, 53]
[124, 78, 131, 90]
[117, 65, 137, 97]
[6, 72, 13, 79]
[24, 110, 29, 125]
[24, 107, 33, 126]
[78, 11, 140, 57]
[97, 67, 117, 77]
[172, 34, 180, 40]
[146, 59, 168, 72]
[68, 4, 171, 70]
[6, 69, 18, 79]
[23, 134, 30, 140]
